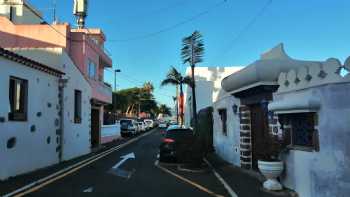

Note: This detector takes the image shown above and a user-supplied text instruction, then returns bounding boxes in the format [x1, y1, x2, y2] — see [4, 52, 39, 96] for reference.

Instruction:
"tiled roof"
[0, 47, 64, 77]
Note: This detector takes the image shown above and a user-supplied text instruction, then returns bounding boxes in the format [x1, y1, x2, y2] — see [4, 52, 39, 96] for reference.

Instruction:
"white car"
[144, 119, 154, 129]
[120, 119, 138, 137]
[158, 121, 167, 128]
[137, 122, 146, 132]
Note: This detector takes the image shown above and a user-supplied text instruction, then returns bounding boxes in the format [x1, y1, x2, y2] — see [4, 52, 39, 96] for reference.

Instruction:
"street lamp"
[114, 69, 121, 92]
[113, 68, 121, 123]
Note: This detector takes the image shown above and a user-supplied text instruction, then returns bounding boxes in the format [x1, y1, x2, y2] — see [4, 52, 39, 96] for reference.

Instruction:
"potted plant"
[258, 133, 288, 191]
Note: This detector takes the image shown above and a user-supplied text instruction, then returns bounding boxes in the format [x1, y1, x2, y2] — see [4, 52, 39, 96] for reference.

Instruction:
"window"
[9, 6, 15, 21]
[9, 76, 28, 121]
[74, 90, 82, 124]
[218, 109, 227, 135]
[279, 113, 319, 151]
[88, 60, 97, 80]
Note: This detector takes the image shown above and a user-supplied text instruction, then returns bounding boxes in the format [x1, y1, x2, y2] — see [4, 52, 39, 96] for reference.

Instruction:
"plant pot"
[258, 160, 284, 191]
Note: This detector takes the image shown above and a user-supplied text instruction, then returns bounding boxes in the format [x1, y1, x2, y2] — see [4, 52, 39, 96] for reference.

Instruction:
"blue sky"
[29, 0, 350, 106]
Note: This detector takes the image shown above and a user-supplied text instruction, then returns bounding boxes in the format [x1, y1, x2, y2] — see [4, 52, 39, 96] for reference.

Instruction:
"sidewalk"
[205, 154, 298, 197]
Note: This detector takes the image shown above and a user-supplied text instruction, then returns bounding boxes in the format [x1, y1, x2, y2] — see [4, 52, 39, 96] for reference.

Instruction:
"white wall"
[0, 0, 42, 24]
[277, 84, 350, 197]
[212, 95, 241, 166]
[10, 48, 92, 161]
[101, 123, 120, 144]
[0, 57, 59, 180]
[184, 66, 243, 126]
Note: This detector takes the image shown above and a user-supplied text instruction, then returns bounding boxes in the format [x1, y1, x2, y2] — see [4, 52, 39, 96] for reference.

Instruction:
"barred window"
[218, 109, 227, 136]
[279, 113, 319, 151]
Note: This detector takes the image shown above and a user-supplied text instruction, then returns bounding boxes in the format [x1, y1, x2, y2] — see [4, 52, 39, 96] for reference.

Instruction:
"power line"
[109, 0, 228, 42]
[106, 68, 174, 93]
[127, 0, 188, 18]
[217, 0, 273, 59]
[105, 69, 174, 98]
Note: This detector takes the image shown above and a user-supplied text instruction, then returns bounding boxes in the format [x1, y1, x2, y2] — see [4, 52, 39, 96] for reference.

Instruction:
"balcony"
[70, 28, 113, 68]
[89, 79, 112, 104]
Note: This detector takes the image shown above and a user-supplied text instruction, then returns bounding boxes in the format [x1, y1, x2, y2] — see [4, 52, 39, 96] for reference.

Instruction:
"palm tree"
[161, 66, 192, 125]
[158, 104, 172, 117]
[181, 30, 204, 129]
[143, 81, 154, 94]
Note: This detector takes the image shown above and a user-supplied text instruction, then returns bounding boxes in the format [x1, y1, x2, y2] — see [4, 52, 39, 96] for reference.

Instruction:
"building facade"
[184, 66, 243, 127]
[215, 43, 350, 196]
[0, 48, 64, 180]
[0, 0, 113, 179]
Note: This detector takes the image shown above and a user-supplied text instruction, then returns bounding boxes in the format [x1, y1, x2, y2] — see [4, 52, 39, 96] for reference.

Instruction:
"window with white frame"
[8, 76, 28, 121]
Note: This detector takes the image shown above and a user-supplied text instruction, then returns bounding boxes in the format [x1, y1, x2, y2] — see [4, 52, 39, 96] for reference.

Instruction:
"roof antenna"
[52, 0, 57, 24]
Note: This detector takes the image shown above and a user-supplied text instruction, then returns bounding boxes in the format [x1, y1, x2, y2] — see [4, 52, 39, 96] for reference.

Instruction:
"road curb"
[204, 158, 239, 197]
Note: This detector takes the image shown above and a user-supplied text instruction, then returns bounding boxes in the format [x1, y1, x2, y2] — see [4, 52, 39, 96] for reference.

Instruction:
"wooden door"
[91, 108, 100, 148]
[250, 104, 268, 170]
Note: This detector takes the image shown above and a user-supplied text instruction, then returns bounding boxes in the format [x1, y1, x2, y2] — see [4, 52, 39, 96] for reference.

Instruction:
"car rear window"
[120, 120, 132, 125]
[166, 129, 193, 139]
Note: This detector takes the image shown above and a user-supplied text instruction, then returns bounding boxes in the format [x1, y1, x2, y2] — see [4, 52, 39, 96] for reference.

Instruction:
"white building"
[11, 48, 92, 162]
[184, 66, 243, 127]
[0, 47, 64, 180]
[215, 43, 350, 197]
[0, 0, 102, 180]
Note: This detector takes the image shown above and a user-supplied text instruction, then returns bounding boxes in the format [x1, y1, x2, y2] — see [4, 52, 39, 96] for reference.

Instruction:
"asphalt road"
[25, 128, 229, 197]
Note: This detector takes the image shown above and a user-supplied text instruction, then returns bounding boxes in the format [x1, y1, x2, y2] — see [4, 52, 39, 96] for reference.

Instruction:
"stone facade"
[239, 105, 252, 169]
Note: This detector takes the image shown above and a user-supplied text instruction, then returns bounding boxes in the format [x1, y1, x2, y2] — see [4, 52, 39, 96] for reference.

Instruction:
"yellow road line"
[155, 161, 225, 197]
[9, 130, 155, 197]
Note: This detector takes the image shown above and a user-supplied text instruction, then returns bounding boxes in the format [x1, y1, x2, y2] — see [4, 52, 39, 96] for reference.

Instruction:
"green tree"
[161, 66, 192, 125]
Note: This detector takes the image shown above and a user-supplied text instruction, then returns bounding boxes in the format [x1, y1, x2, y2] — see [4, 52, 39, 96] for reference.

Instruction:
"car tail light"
[163, 138, 175, 143]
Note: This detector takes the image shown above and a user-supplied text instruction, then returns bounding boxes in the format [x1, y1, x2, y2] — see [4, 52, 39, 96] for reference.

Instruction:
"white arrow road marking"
[83, 187, 93, 193]
[112, 152, 135, 169]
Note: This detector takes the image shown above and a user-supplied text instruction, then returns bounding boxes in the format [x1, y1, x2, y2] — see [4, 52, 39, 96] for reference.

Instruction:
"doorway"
[91, 108, 100, 149]
[250, 104, 269, 170]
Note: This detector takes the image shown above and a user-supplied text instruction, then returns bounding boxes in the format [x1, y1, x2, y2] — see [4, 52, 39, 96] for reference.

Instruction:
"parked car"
[159, 127, 194, 162]
[144, 119, 154, 129]
[158, 121, 167, 129]
[120, 119, 138, 137]
[138, 121, 146, 132]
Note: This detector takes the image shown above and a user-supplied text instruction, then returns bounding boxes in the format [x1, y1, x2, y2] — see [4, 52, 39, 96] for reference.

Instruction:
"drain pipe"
[58, 78, 68, 162]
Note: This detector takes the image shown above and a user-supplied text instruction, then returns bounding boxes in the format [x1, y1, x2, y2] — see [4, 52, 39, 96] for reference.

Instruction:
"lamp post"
[114, 69, 121, 92]
[113, 69, 121, 123]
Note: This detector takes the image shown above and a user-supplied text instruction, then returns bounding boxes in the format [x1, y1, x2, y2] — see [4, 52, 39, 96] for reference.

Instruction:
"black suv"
[159, 126, 194, 162]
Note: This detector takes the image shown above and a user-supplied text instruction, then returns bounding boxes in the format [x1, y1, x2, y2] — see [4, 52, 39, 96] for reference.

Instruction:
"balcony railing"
[89, 79, 112, 104]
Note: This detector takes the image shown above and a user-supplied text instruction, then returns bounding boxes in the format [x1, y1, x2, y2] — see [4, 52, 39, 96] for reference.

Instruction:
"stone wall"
[239, 105, 252, 169]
